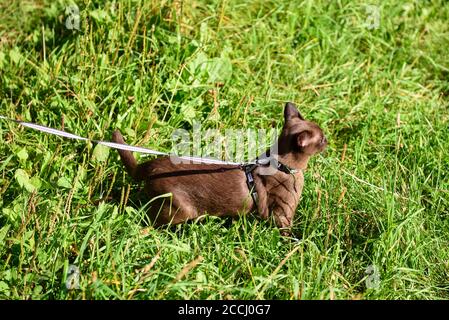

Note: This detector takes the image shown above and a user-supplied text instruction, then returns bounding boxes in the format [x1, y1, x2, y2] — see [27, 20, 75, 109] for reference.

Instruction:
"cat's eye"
[319, 136, 327, 145]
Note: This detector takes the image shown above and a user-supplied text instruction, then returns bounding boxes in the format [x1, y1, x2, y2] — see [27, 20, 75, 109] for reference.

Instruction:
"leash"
[0, 115, 299, 204]
[0, 115, 240, 166]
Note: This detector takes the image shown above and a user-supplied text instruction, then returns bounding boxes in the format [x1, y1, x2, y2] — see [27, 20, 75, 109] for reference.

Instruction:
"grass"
[0, 0, 448, 299]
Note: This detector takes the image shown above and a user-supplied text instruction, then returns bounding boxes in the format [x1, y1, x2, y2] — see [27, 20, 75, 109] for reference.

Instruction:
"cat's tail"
[112, 130, 138, 180]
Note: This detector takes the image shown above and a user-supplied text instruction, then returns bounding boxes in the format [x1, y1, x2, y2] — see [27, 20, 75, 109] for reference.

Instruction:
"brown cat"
[112, 102, 327, 235]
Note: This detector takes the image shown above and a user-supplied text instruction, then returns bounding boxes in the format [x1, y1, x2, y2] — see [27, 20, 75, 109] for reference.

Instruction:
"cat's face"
[279, 102, 327, 156]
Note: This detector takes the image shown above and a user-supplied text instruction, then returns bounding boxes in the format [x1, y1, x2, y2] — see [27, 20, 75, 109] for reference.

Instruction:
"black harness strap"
[243, 163, 259, 204]
[273, 160, 297, 175]
[241, 159, 298, 206]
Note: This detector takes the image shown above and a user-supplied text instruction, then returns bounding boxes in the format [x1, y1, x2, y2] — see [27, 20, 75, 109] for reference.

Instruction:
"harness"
[240, 158, 299, 206]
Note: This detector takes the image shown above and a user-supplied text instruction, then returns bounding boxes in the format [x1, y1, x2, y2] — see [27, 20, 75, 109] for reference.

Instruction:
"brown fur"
[112, 102, 327, 234]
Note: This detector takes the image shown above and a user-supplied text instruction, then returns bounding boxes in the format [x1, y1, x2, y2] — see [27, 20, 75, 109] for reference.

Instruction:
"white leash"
[0, 115, 242, 166]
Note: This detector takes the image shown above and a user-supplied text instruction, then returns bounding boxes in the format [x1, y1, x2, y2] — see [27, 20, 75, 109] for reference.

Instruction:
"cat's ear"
[296, 131, 313, 148]
[284, 102, 305, 121]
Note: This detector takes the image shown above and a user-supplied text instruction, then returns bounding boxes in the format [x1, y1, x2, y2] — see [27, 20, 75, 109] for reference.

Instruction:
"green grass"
[1, 0, 448, 299]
